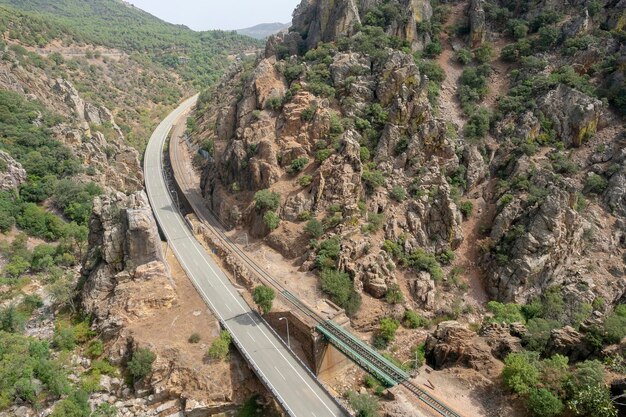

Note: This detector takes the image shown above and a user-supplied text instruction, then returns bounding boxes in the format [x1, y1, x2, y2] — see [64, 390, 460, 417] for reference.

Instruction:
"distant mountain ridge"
[236, 22, 290, 39]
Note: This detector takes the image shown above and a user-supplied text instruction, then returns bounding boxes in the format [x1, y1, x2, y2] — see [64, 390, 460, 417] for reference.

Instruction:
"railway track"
[168, 133, 462, 417]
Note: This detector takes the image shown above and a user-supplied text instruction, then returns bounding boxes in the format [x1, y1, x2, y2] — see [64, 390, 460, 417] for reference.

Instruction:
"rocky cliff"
[192, 0, 626, 414]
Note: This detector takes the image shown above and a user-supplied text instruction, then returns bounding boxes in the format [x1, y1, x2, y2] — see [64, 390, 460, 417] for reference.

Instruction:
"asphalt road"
[144, 96, 348, 417]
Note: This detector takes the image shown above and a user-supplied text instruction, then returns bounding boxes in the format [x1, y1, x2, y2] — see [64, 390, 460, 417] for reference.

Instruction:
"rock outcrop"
[544, 326, 595, 361]
[425, 321, 502, 377]
[81, 191, 174, 345]
[0, 151, 27, 191]
[292, 0, 361, 51]
[538, 84, 604, 148]
[487, 183, 586, 302]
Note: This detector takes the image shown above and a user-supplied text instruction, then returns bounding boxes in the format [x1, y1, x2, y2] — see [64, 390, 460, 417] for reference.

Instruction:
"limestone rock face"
[425, 321, 502, 377]
[81, 191, 174, 344]
[292, 0, 361, 50]
[538, 84, 604, 148]
[0, 151, 27, 191]
[487, 184, 585, 303]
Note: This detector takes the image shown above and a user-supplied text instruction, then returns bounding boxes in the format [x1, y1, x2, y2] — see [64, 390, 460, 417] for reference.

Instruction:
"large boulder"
[544, 326, 595, 361]
[538, 84, 603, 148]
[425, 321, 502, 377]
[0, 151, 26, 191]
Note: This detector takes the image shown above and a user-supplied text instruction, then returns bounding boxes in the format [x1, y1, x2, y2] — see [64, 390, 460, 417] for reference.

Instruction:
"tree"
[127, 348, 156, 381]
[263, 211, 280, 231]
[527, 388, 563, 417]
[253, 285, 275, 314]
[568, 384, 618, 417]
[502, 352, 540, 394]
[374, 317, 400, 348]
[254, 189, 280, 211]
[304, 219, 324, 238]
[207, 330, 231, 360]
[487, 301, 525, 324]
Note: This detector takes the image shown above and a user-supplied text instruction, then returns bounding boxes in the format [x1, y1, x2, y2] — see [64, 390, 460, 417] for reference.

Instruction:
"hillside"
[0, 0, 262, 86]
[191, 0, 626, 416]
[237, 22, 291, 39]
[0, 1, 272, 416]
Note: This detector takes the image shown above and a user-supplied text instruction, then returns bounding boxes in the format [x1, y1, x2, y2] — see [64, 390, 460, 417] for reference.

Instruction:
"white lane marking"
[274, 366, 287, 381]
[247, 331, 256, 342]
[146, 97, 341, 417]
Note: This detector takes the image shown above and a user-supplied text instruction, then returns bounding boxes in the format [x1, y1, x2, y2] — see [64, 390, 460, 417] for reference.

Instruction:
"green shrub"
[568, 384, 618, 417]
[201, 139, 214, 156]
[390, 186, 406, 202]
[290, 157, 309, 173]
[254, 189, 280, 211]
[502, 351, 540, 394]
[315, 149, 333, 162]
[51, 390, 90, 417]
[535, 26, 558, 51]
[253, 285, 275, 314]
[208, 330, 232, 360]
[527, 388, 563, 417]
[360, 146, 371, 162]
[424, 41, 443, 57]
[473, 43, 494, 64]
[404, 310, 428, 329]
[362, 169, 385, 191]
[85, 340, 104, 358]
[486, 301, 525, 324]
[523, 318, 560, 352]
[188, 333, 201, 344]
[128, 348, 156, 381]
[298, 174, 313, 187]
[464, 107, 491, 139]
[584, 173, 608, 195]
[407, 249, 444, 281]
[320, 269, 361, 316]
[459, 201, 473, 218]
[304, 219, 324, 238]
[347, 392, 380, 417]
[374, 317, 400, 348]
[384, 284, 404, 304]
[265, 95, 284, 111]
[263, 211, 280, 231]
[455, 48, 472, 65]
[300, 104, 317, 121]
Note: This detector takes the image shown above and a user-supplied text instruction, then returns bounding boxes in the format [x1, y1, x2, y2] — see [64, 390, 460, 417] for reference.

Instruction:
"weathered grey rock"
[479, 322, 523, 360]
[425, 321, 501, 376]
[81, 191, 174, 348]
[468, 0, 486, 47]
[544, 326, 595, 361]
[292, 0, 361, 50]
[0, 151, 27, 191]
[538, 84, 603, 148]
[408, 271, 436, 309]
[488, 185, 585, 302]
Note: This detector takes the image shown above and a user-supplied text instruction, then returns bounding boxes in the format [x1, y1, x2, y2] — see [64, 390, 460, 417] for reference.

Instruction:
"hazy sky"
[128, 0, 300, 31]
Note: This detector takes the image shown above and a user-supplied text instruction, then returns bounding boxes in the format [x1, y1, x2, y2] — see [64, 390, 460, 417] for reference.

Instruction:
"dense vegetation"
[0, 0, 262, 87]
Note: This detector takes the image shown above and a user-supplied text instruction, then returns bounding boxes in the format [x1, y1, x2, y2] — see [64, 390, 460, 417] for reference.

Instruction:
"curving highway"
[144, 96, 349, 417]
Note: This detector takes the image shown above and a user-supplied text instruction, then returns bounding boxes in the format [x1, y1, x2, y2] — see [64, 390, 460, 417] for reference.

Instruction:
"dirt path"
[436, 2, 467, 128]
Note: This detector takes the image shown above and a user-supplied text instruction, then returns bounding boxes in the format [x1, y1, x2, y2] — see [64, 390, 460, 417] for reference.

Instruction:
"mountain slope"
[0, 0, 262, 86]
[237, 22, 290, 39]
